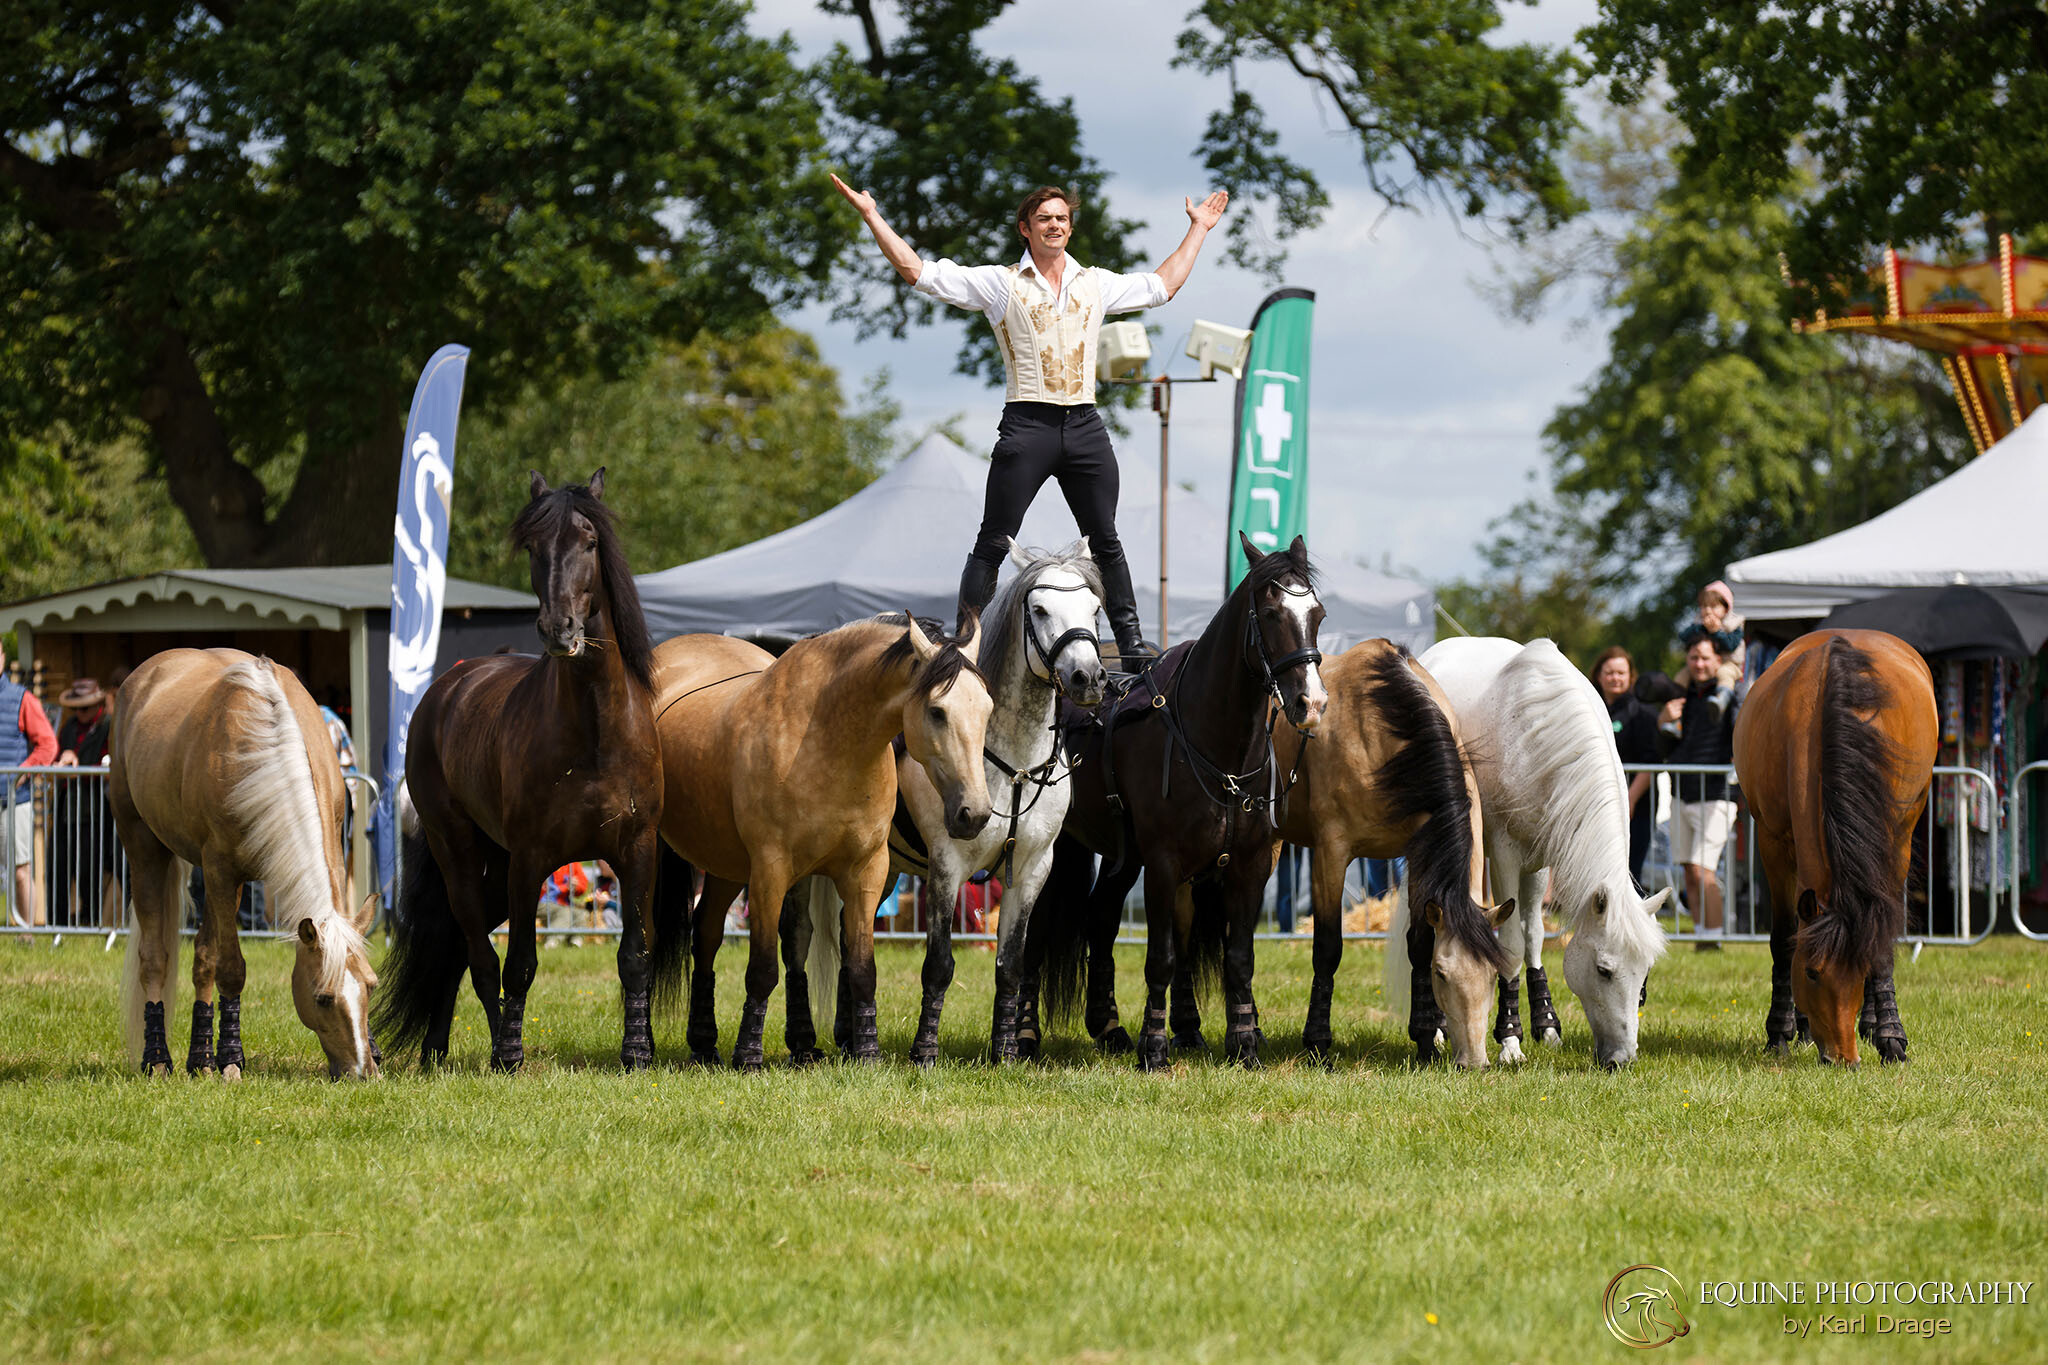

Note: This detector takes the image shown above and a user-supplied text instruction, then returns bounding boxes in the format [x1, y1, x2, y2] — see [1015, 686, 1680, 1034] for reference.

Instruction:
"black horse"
[1017, 533, 1328, 1070]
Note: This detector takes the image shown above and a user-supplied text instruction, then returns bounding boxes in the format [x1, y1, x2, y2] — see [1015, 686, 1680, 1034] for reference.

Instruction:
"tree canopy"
[1585, 1, 2048, 293]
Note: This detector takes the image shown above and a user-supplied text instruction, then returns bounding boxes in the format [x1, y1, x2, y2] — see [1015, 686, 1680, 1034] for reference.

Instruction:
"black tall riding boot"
[1095, 546, 1151, 668]
[957, 553, 1000, 636]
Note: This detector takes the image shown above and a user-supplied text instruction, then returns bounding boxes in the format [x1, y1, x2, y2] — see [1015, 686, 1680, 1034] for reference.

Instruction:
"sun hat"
[57, 678, 106, 708]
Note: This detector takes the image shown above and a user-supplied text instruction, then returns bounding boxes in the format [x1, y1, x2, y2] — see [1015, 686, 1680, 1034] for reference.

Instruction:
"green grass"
[2, 932, 2045, 1362]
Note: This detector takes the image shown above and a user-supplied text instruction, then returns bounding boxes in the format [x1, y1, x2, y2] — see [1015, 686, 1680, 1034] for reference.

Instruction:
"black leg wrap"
[783, 969, 822, 1066]
[1084, 992, 1118, 1043]
[141, 1000, 172, 1074]
[1136, 1003, 1170, 1072]
[1794, 1012, 1811, 1046]
[833, 963, 853, 1054]
[186, 1000, 215, 1075]
[686, 971, 720, 1066]
[1857, 986, 1879, 1041]
[1525, 965, 1561, 1040]
[619, 988, 653, 1071]
[991, 991, 1021, 1063]
[731, 997, 770, 1071]
[1493, 975, 1523, 1045]
[1015, 989, 1041, 1061]
[1303, 975, 1335, 1058]
[1225, 1001, 1261, 1068]
[1865, 974, 1908, 1062]
[910, 992, 946, 1067]
[1408, 974, 1444, 1065]
[215, 997, 244, 1074]
[1169, 990, 1205, 1052]
[847, 1001, 881, 1062]
[491, 994, 525, 1072]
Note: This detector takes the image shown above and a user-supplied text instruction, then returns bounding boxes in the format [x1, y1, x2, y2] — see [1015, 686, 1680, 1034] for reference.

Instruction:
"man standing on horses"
[832, 174, 1230, 666]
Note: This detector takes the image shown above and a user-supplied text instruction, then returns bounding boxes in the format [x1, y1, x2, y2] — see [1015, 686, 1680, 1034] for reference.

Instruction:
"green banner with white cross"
[1226, 288, 1315, 593]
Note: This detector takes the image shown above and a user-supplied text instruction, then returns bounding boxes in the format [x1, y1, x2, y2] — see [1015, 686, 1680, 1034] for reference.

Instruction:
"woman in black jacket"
[1590, 647, 1662, 887]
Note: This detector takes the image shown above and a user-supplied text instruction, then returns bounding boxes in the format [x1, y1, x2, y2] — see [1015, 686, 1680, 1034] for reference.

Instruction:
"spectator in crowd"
[1, 640, 59, 926]
[1661, 636, 1738, 947]
[1590, 647, 1661, 886]
[48, 678, 117, 926]
[1678, 580, 1745, 722]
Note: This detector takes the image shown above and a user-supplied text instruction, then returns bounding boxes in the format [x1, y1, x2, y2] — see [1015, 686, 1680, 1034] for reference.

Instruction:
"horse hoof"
[1170, 1029, 1208, 1054]
[1540, 1028, 1562, 1047]
[1226, 1033, 1261, 1068]
[619, 1053, 651, 1073]
[731, 1053, 765, 1074]
[1137, 1036, 1171, 1073]
[909, 1048, 938, 1070]
[1015, 1038, 1040, 1062]
[220, 1063, 242, 1083]
[1766, 1039, 1790, 1058]
[686, 1049, 722, 1068]
[787, 1047, 824, 1069]
[147, 1062, 170, 1079]
[1096, 1026, 1134, 1056]
[490, 1056, 522, 1074]
[1412, 1040, 1439, 1067]
[1499, 1036, 1526, 1066]
[1875, 1038, 1909, 1064]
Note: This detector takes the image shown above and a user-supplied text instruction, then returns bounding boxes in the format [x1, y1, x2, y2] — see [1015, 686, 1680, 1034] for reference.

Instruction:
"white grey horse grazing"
[808, 540, 1107, 1062]
[1391, 637, 1669, 1068]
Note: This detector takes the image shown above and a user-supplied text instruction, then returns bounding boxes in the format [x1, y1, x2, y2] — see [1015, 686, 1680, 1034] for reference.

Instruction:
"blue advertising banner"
[375, 344, 469, 906]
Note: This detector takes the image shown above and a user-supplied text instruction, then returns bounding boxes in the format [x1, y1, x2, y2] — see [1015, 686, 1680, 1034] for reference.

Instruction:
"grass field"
[2, 930, 2044, 1362]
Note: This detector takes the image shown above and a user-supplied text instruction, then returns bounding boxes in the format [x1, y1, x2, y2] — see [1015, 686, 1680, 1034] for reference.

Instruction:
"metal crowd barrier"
[2, 766, 379, 941]
[2009, 760, 2048, 942]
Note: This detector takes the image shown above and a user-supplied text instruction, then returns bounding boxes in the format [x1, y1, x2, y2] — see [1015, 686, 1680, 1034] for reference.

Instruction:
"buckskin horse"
[1391, 637, 1671, 1069]
[375, 469, 667, 1071]
[1733, 628, 1936, 1066]
[1024, 533, 1328, 1070]
[111, 648, 379, 1079]
[649, 614, 993, 1069]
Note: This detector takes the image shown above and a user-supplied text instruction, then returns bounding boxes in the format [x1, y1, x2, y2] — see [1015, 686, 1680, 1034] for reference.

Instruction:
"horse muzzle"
[946, 798, 992, 840]
[539, 622, 586, 658]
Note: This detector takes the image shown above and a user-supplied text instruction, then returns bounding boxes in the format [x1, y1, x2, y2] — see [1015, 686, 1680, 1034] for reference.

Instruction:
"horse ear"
[1288, 533, 1309, 565]
[529, 470, 549, 500]
[1593, 887, 1609, 916]
[1796, 888, 1820, 923]
[348, 893, 377, 936]
[956, 610, 981, 661]
[1642, 888, 1672, 917]
[1006, 537, 1034, 570]
[905, 614, 939, 663]
[297, 919, 319, 947]
[1423, 901, 1445, 930]
[1488, 896, 1517, 929]
[1238, 530, 1264, 566]
[588, 467, 606, 501]
[1074, 534, 1092, 560]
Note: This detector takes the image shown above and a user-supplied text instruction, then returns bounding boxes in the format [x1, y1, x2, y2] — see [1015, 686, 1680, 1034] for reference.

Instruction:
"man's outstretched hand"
[1185, 190, 1230, 230]
[831, 173, 877, 218]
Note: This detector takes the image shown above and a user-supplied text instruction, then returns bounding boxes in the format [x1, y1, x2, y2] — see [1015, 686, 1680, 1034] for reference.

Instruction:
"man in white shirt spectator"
[832, 174, 1229, 666]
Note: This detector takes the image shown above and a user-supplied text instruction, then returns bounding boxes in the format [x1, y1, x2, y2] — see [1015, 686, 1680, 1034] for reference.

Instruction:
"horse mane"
[1493, 640, 1662, 958]
[1365, 648, 1513, 975]
[218, 658, 362, 996]
[977, 541, 1103, 714]
[1806, 636, 1910, 974]
[871, 613, 986, 700]
[510, 480, 654, 691]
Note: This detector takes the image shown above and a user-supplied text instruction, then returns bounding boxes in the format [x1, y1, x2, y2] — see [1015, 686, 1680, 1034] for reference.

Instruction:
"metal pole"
[1154, 376, 1171, 648]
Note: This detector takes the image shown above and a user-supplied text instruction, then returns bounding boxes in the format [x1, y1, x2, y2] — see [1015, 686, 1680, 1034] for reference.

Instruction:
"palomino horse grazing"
[1026, 534, 1328, 1070]
[110, 648, 378, 1079]
[1267, 640, 1513, 1065]
[1733, 629, 1935, 1066]
[650, 615, 993, 1070]
[374, 470, 667, 1071]
[1392, 638, 1671, 1069]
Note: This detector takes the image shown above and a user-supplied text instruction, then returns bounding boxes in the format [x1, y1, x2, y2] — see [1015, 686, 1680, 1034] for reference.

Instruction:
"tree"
[1585, 1, 2048, 293]
[448, 326, 896, 590]
[0, 433, 199, 602]
[0, 1, 840, 568]
[1464, 105, 1972, 672]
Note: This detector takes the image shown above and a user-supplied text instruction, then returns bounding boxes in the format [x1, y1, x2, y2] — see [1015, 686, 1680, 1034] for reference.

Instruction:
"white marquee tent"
[1727, 406, 2048, 624]
[636, 432, 1432, 652]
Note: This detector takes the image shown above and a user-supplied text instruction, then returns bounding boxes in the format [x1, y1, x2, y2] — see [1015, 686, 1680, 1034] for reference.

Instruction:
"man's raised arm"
[832, 174, 923, 285]
[1153, 190, 1231, 300]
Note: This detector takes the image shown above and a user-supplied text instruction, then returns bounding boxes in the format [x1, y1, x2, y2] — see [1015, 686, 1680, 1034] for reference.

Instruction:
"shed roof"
[1, 565, 533, 634]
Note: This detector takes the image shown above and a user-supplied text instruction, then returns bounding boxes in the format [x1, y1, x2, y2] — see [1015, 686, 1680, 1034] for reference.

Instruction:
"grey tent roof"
[1, 564, 533, 634]
[635, 432, 1433, 653]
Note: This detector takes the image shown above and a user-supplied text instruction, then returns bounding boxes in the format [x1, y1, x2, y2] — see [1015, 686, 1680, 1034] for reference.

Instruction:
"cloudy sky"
[748, 0, 1608, 586]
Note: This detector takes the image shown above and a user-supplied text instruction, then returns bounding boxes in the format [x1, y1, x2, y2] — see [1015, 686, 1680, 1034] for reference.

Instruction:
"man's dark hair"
[1016, 186, 1077, 226]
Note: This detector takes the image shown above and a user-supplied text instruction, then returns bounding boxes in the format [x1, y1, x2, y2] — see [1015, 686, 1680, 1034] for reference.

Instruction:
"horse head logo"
[1603, 1265, 1692, 1349]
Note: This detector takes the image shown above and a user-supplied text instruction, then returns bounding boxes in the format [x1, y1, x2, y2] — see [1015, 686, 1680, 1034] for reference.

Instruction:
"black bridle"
[1021, 579, 1105, 702]
[1244, 580, 1324, 705]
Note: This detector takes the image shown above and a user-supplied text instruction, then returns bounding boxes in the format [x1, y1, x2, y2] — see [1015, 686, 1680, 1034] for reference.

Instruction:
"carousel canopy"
[635, 432, 1433, 653]
[1726, 405, 2048, 623]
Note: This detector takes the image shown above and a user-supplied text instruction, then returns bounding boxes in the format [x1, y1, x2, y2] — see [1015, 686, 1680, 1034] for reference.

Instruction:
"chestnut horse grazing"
[374, 470, 666, 1071]
[650, 615, 993, 1069]
[1733, 629, 1936, 1066]
[1271, 640, 1513, 1065]
[111, 648, 378, 1079]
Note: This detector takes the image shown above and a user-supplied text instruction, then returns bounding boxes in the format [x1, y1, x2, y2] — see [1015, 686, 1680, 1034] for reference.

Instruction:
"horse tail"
[1383, 875, 1413, 1019]
[649, 839, 694, 1018]
[370, 823, 465, 1061]
[1037, 836, 1100, 1026]
[805, 879, 843, 1036]
[1370, 649, 1513, 977]
[1183, 881, 1226, 1004]
[1808, 636, 1910, 975]
[121, 856, 189, 1068]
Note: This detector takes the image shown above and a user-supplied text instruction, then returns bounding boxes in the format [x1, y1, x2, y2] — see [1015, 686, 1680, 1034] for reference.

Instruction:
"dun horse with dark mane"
[1733, 629, 1936, 1066]
[375, 470, 666, 1071]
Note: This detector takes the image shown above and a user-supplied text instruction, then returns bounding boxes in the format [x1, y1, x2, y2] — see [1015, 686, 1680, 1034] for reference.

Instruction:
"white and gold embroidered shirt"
[913, 252, 1168, 405]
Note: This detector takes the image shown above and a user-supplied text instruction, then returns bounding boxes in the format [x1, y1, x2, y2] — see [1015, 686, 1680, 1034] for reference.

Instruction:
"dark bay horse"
[1024, 533, 1328, 1070]
[374, 470, 667, 1071]
[1733, 629, 1936, 1066]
